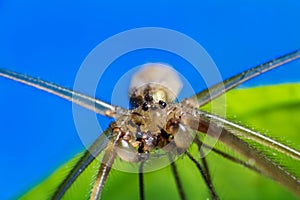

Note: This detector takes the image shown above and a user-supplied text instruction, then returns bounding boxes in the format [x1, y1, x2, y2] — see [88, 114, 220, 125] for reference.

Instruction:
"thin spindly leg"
[51, 129, 111, 200]
[182, 49, 300, 107]
[139, 161, 145, 200]
[182, 110, 300, 196]
[0, 68, 128, 118]
[89, 132, 122, 200]
[198, 138, 261, 173]
[193, 136, 214, 190]
[186, 151, 219, 200]
[203, 111, 300, 161]
[168, 154, 186, 200]
[215, 128, 300, 197]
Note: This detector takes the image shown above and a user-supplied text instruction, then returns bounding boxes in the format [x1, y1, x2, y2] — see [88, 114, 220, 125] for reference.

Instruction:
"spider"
[0, 50, 299, 200]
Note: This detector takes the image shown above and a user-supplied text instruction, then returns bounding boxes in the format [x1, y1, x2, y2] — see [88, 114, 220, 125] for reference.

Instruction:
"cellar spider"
[0, 50, 300, 200]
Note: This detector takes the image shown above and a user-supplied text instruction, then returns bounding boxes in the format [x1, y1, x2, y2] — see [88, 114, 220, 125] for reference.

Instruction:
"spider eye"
[129, 95, 143, 109]
[158, 100, 167, 109]
[144, 93, 153, 102]
[142, 102, 149, 111]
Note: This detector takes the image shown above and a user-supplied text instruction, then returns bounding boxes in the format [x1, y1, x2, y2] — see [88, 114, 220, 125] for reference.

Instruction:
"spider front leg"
[89, 120, 151, 200]
[89, 125, 123, 200]
[51, 129, 111, 200]
[181, 107, 300, 197]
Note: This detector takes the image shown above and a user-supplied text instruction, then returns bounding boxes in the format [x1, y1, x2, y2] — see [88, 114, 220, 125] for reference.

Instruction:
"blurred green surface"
[21, 83, 300, 200]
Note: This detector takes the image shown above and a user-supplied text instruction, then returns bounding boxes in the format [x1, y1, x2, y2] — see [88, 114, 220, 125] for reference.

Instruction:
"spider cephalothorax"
[112, 83, 193, 164]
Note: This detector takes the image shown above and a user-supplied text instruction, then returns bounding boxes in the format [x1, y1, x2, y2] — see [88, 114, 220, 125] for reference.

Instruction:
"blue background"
[0, 1, 299, 199]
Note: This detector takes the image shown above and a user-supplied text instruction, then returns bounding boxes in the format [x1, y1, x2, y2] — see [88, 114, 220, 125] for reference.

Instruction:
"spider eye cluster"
[129, 86, 168, 110]
[129, 95, 143, 109]
[128, 62, 183, 109]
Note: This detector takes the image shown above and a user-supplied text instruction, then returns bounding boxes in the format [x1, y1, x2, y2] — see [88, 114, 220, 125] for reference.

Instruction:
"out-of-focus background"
[0, 1, 299, 199]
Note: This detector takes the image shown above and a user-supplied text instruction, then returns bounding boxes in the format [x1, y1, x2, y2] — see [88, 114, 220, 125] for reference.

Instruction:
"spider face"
[129, 84, 176, 109]
[113, 83, 193, 164]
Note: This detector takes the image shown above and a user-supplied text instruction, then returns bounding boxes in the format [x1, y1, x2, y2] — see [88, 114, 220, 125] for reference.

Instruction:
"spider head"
[111, 63, 195, 171]
[129, 63, 182, 109]
[129, 84, 172, 110]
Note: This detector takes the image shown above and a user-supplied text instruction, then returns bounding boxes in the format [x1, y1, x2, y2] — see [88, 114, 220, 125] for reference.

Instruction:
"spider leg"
[139, 161, 145, 200]
[51, 129, 111, 200]
[197, 137, 261, 173]
[204, 111, 300, 161]
[181, 108, 300, 196]
[0, 68, 129, 118]
[182, 50, 300, 107]
[166, 119, 216, 199]
[89, 131, 122, 200]
[193, 136, 214, 187]
[185, 151, 219, 200]
[194, 136, 223, 200]
[168, 154, 186, 200]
